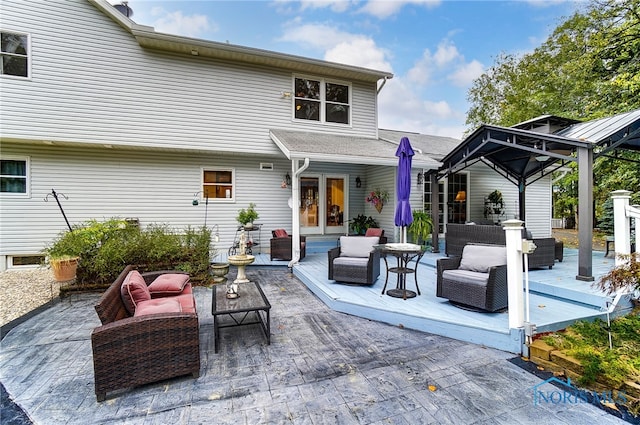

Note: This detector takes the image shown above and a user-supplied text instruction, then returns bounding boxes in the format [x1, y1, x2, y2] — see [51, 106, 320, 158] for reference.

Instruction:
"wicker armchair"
[91, 265, 200, 401]
[436, 244, 508, 312]
[328, 236, 380, 285]
[270, 229, 306, 261]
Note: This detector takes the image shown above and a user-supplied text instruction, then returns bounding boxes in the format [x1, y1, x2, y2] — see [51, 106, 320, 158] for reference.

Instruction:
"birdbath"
[227, 254, 255, 283]
[227, 228, 255, 283]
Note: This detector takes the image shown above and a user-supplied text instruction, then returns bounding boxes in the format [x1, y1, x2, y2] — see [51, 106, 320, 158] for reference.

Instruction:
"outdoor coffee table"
[211, 281, 271, 353]
[376, 243, 426, 300]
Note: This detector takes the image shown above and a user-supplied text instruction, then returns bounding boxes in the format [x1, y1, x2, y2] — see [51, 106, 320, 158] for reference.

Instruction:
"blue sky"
[111, 0, 583, 139]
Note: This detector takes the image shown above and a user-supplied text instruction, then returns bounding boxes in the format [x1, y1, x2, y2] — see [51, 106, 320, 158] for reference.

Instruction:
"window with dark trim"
[294, 77, 350, 125]
[1, 31, 29, 78]
[1, 157, 28, 194]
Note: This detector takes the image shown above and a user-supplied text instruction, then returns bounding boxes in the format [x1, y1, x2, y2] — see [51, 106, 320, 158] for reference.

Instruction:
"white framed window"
[1, 156, 29, 196]
[201, 168, 234, 201]
[1, 31, 30, 78]
[294, 76, 351, 125]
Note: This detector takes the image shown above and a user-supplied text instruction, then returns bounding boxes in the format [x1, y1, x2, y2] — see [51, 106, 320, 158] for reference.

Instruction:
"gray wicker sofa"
[445, 223, 562, 269]
[436, 244, 508, 312]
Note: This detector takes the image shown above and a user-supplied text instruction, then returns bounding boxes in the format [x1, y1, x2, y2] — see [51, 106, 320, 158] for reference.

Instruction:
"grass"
[542, 311, 640, 415]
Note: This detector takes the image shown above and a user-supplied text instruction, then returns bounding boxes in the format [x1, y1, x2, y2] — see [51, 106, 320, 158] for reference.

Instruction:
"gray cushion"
[459, 244, 506, 273]
[442, 269, 489, 286]
[334, 257, 369, 267]
[339, 236, 379, 258]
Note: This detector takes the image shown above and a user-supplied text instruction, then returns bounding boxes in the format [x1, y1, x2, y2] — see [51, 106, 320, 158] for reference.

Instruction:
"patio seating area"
[0, 266, 624, 424]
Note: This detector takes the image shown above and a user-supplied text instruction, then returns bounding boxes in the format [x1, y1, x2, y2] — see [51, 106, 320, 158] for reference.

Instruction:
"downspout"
[289, 158, 310, 268]
[377, 76, 389, 94]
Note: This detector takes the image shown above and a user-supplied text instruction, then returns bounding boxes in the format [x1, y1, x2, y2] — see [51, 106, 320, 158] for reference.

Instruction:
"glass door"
[300, 176, 320, 233]
[325, 176, 346, 234]
[299, 174, 348, 234]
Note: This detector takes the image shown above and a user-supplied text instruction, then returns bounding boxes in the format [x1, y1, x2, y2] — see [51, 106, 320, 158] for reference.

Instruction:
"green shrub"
[44, 218, 213, 284]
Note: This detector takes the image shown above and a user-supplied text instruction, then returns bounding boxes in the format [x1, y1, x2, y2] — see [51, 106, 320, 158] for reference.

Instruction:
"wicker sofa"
[328, 236, 380, 285]
[445, 223, 562, 269]
[91, 265, 200, 401]
[436, 244, 508, 312]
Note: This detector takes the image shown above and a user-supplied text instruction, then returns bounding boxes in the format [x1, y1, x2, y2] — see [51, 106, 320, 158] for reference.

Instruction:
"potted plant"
[236, 203, 259, 229]
[348, 214, 378, 235]
[408, 210, 433, 245]
[43, 230, 83, 282]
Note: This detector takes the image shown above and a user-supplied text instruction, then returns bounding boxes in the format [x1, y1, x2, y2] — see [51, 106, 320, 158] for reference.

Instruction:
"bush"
[44, 218, 213, 284]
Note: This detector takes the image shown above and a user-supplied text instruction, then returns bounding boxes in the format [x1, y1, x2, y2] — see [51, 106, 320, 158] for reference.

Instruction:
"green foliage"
[598, 198, 615, 234]
[465, 0, 640, 224]
[44, 218, 213, 284]
[542, 314, 640, 392]
[408, 210, 433, 245]
[594, 252, 640, 296]
[348, 215, 378, 235]
[236, 203, 259, 225]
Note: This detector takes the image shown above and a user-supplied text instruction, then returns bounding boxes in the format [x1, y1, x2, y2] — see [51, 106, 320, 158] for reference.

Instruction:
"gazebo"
[429, 109, 640, 281]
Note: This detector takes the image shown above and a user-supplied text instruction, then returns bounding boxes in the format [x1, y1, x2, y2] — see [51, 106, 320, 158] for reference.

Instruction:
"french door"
[300, 174, 347, 234]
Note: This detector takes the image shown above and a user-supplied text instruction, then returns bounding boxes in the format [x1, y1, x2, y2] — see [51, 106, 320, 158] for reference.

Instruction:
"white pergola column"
[611, 190, 632, 267]
[503, 219, 524, 329]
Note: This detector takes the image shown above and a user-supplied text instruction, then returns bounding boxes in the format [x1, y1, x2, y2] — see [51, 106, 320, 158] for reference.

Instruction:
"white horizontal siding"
[0, 143, 295, 257]
[467, 163, 551, 237]
[1, 0, 379, 154]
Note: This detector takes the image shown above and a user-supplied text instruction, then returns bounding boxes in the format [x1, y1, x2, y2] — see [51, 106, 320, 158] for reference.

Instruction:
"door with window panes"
[299, 174, 347, 234]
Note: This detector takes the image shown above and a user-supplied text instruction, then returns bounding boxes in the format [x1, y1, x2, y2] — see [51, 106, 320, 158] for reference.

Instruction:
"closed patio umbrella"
[395, 137, 414, 243]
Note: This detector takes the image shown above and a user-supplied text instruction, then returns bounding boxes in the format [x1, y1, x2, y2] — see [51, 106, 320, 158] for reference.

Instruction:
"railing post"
[611, 190, 631, 267]
[503, 219, 524, 329]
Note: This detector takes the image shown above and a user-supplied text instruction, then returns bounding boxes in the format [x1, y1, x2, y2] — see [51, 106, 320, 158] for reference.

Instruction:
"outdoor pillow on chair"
[133, 298, 182, 317]
[339, 236, 379, 258]
[148, 273, 190, 296]
[273, 229, 289, 238]
[120, 270, 151, 315]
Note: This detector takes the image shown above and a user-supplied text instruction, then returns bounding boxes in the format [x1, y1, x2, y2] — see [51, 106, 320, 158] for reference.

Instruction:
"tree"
[466, 0, 640, 217]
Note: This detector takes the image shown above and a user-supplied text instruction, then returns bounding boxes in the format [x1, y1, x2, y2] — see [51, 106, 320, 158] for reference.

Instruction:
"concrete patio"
[0, 264, 629, 424]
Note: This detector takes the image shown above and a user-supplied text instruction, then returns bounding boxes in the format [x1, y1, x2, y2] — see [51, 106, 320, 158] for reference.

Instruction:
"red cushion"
[174, 293, 196, 313]
[133, 298, 182, 317]
[365, 228, 384, 237]
[273, 229, 288, 238]
[148, 273, 190, 296]
[121, 270, 150, 315]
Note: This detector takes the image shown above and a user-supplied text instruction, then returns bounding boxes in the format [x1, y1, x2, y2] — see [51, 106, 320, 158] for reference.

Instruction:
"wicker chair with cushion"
[328, 236, 380, 285]
[436, 244, 508, 312]
[91, 265, 200, 401]
[270, 229, 306, 261]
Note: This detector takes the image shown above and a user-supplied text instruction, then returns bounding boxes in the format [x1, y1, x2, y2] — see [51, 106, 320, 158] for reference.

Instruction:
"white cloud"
[377, 78, 465, 139]
[325, 38, 393, 72]
[448, 59, 484, 87]
[279, 22, 393, 72]
[359, 0, 441, 19]
[433, 40, 460, 67]
[150, 7, 214, 38]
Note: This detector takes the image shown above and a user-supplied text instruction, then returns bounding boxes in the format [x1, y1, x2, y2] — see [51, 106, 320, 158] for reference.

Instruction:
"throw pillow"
[121, 270, 151, 315]
[340, 236, 379, 258]
[459, 244, 507, 273]
[148, 273, 190, 295]
[273, 229, 288, 238]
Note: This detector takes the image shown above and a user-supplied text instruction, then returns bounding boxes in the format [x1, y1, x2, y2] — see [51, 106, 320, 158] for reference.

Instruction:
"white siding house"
[0, 0, 557, 270]
[1, 0, 444, 269]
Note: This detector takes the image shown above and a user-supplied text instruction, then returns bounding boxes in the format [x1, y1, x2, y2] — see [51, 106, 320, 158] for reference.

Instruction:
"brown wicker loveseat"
[91, 265, 200, 401]
[270, 229, 306, 261]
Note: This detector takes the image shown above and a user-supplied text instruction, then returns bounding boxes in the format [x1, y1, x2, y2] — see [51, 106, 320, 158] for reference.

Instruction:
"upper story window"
[1, 31, 29, 78]
[202, 169, 234, 200]
[294, 77, 350, 125]
[1, 157, 29, 195]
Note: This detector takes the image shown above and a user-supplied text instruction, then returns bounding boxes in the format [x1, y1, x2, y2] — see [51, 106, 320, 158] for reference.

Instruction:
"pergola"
[429, 109, 640, 281]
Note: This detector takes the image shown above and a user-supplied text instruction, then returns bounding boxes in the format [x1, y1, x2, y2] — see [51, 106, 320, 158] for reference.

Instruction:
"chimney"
[114, 2, 133, 18]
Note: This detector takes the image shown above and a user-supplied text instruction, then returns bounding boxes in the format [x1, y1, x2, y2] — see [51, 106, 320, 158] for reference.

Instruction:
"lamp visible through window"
[455, 191, 466, 202]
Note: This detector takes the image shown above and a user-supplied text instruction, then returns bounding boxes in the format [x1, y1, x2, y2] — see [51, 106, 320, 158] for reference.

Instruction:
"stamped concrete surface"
[0, 267, 626, 424]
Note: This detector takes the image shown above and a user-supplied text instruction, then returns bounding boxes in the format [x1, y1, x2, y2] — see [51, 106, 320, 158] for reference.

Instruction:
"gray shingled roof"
[270, 129, 441, 168]
[378, 129, 461, 161]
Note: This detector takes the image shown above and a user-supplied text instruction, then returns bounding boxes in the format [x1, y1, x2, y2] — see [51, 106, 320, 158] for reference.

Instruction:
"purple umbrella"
[394, 137, 415, 243]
